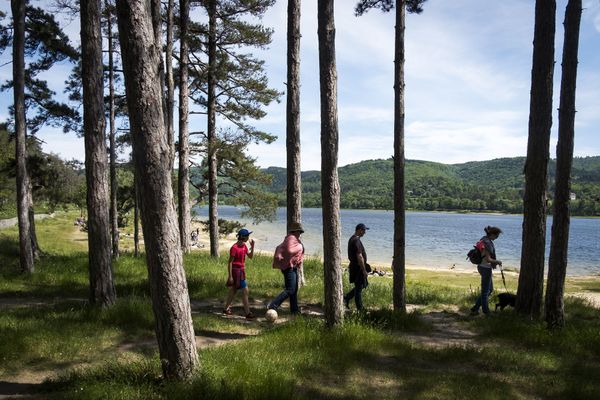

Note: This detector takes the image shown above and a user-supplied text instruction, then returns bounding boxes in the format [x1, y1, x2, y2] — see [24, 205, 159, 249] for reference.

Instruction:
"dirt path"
[404, 305, 478, 348]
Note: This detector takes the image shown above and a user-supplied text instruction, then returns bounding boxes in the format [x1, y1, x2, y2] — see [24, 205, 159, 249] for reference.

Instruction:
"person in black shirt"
[344, 223, 369, 310]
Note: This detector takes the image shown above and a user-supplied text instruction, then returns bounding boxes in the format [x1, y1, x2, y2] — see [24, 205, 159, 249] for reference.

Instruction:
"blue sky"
[1, 0, 599, 171]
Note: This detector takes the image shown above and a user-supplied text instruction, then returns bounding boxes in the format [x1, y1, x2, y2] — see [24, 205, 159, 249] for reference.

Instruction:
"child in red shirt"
[223, 228, 255, 319]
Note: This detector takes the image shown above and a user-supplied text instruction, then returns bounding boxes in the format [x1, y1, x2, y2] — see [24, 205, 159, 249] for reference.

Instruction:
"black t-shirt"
[348, 235, 367, 266]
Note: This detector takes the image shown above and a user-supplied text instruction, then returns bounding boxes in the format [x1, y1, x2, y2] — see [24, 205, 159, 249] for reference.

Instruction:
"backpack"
[466, 240, 484, 264]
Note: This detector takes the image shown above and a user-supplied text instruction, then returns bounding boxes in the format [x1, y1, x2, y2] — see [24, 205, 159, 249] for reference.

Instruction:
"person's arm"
[247, 238, 255, 259]
[357, 253, 368, 279]
[227, 255, 234, 285]
[482, 248, 502, 267]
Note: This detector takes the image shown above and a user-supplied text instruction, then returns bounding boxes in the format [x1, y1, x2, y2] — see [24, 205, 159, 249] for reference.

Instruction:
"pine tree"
[318, 0, 343, 327]
[545, 0, 582, 329]
[187, 0, 281, 256]
[11, 0, 34, 273]
[286, 0, 302, 230]
[355, 0, 427, 312]
[81, 0, 116, 306]
[115, 0, 198, 379]
[516, 0, 556, 319]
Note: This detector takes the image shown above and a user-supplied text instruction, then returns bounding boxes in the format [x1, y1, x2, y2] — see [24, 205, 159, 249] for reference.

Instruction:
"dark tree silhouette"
[318, 0, 344, 327]
[516, 0, 556, 319]
[286, 0, 302, 230]
[545, 0, 582, 329]
[11, 0, 35, 273]
[81, 0, 116, 306]
[115, 0, 198, 380]
[355, 0, 426, 312]
[178, 0, 192, 253]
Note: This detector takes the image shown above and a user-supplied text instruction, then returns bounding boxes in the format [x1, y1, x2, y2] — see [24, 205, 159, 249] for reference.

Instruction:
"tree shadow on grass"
[0, 380, 43, 397]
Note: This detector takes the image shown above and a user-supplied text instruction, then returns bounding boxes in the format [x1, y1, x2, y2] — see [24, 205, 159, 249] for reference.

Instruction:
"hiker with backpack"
[223, 228, 256, 320]
[470, 226, 503, 317]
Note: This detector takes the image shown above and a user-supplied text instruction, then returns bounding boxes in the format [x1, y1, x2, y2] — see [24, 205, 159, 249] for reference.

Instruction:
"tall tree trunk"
[28, 190, 41, 259]
[166, 0, 176, 169]
[318, 0, 343, 327]
[134, 177, 140, 257]
[12, 0, 34, 274]
[116, 0, 198, 380]
[150, 0, 168, 135]
[81, 0, 116, 307]
[392, 0, 407, 313]
[286, 0, 302, 229]
[207, 0, 220, 257]
[545, 0, 581, 329]
[516, 0, 556, 320]
[107, 2, 120, 260]
[178, 0, 191, 253]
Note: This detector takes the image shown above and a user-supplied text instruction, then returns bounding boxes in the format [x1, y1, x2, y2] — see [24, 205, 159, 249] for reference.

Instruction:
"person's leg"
[344, 288, 355, 308]
[354, 280, 364, 310]
[268, 269, 294, 310]
[242, 286, 250, 315]
[480, 268, 493, 315]
[290, 269, 299, 313]
[471, 266, 485, 313]
[224, 287, 236, 314]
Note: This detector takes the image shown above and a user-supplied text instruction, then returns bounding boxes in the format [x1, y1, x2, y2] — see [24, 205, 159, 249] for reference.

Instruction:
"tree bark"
[318, 0, 343, 327]
[545, 0, 581, 329]
[207, 0, 220, 257]
[178, 0, 191, 253]
[81, 0, 116, 307]
[116, 0, 198, 380]
[286, 0, 302, 229]
[392, 0, 407, 313]
[28, 190, 41, 259]
[516, 0, 556, 320]
[107, 2, 120, 260]
[166, 0, 176, 169]
[134, 177, 140, 257]
[12, 0, 35, 274]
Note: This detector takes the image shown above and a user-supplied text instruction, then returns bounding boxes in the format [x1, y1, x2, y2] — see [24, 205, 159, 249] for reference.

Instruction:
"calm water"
[194, 206, 600, 276]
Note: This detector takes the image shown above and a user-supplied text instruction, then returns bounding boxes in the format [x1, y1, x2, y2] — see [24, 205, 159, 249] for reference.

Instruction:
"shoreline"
[190, 231, 599, 280]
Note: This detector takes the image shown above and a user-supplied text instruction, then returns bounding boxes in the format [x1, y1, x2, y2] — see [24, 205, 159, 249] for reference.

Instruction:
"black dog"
[495, 292, 516, 311]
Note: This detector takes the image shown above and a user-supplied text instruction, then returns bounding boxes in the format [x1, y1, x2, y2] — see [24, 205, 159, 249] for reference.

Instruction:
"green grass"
[1, 212, 600, 399]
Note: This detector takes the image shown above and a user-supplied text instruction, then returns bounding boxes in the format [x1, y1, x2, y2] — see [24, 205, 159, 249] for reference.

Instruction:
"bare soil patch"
[404, 305, 478, 348]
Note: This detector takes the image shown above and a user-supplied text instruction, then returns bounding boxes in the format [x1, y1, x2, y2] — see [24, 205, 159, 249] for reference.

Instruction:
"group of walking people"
[222, 221, 374, 318]
[222, 221, 504, 319]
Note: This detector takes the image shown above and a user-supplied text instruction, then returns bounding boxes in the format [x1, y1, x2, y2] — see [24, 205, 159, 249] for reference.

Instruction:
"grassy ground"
[1, 212, 599, 399]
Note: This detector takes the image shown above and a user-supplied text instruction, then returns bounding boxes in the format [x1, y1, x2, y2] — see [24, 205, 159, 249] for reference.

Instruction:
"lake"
[193, 206, 599, 276]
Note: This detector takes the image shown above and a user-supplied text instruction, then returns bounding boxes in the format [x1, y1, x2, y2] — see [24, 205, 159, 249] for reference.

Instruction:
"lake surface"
[194, 206, 599, 276]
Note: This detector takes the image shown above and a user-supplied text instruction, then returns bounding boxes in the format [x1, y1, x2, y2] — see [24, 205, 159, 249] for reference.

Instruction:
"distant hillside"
[261, 156, 600, 216]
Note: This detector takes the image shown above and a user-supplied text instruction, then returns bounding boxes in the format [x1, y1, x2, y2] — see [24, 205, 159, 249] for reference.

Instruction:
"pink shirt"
[272, 234, 304, 270]
[230, 243, 249, 269]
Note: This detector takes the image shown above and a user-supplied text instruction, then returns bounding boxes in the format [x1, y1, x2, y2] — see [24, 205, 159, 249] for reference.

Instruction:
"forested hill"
[261, 157, 600, 216]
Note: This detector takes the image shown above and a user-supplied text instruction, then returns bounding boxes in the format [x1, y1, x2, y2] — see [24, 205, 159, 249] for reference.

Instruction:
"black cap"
[355, 223, 369, 231]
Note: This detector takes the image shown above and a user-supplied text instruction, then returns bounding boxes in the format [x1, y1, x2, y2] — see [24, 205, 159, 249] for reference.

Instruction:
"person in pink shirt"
[223, 228, 255, 320]
[267, 222, 305, 314]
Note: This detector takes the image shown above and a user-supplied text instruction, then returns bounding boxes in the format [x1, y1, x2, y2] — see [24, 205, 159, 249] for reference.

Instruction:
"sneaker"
[245, 312, 255, 320]
[469, 309, 479, 316]
[223, 307, 232, 315]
